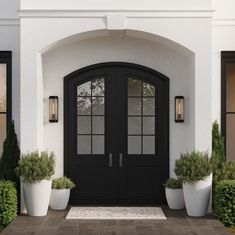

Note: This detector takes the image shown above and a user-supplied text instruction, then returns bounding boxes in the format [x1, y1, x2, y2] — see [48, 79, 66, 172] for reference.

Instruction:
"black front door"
[64, 62, 169, 205]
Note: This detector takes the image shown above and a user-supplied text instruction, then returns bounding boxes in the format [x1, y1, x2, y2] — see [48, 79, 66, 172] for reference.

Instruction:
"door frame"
[64, 62, 169, 204]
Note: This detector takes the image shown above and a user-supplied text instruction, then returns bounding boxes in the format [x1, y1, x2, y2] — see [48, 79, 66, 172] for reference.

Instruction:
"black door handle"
[109, 153, 113, 167]
[119, 153, 123, 168]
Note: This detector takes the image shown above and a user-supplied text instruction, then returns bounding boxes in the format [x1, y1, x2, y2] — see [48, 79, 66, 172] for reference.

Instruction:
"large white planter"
[165, 187, 185, 210]
[23, 180, 51, 216]
[50, 189, 70, 210]
[183, 174, 212, 217]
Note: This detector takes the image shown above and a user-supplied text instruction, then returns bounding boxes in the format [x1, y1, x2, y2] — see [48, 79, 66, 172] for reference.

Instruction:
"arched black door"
[64, 62, 169, 205]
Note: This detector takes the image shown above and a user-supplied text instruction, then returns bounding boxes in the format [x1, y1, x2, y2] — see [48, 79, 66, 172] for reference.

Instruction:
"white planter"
[23, 180, 51, 216]
[165, 187, 185, 210]
[50, 189, 70, 210]
[183, 174, 212, 217]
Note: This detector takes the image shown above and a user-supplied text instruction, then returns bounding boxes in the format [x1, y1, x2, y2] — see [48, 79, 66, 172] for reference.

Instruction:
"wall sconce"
[49, 96, 58, 123]
[175, 96, 184, 123]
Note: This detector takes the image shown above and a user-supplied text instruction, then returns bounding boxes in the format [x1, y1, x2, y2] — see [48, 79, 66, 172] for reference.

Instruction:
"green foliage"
[174, 151, 212, 183]
[0, 121, 20, 185]
[16, 151, 55, 184]
[0, 180, 17, 227]
[213, 161, 235, 186]
[164, 178, 182, 189]
[211, 121, 225, 169]
[52, 177, 75, 189]
[214, 180, 235, 227]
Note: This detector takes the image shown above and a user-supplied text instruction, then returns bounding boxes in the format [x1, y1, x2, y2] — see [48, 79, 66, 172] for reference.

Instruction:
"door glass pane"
[226, 114, 235, 160]
[92, 97, 104, 115]
[92, 78, 105, 96]
[128, 136, 141, 154]
[143, 82, 155, 97]
[143, 98, 155, 115]
[77, 77, 105, 155]
[143, 136, 155, 154]
[77, 116, 91, 134]
[77, 81, 91, 96]
[128, 78, 141, 97]
[143, 117, 155, 134]
[0, 114, 6, 155]
[77, 97, 91, 115]
[0, 64, 6, 112]
[77, 135, 91, 154]
[128, 117, 141, 134]
[92, 116, 104, 134]
[127, 78, 156, 155]
[128, 98, 141, 115]
[92, 136, 104, 154]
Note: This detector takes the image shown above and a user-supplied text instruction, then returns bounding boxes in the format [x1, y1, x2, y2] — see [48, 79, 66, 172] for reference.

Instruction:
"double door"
[64, 63, 169, 204]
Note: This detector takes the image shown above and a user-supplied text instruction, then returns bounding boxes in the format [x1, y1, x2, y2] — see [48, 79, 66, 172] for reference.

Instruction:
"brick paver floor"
[1, 206, 232, 235]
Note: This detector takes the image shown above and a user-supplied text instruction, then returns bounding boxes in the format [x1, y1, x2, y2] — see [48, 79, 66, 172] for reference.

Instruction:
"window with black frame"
[0, 52, 11, 156]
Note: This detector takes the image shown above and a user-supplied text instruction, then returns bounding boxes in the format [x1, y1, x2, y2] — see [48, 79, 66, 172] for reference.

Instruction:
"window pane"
[77, 97, 91, 115]
[143, 136, 155, 154]
[77, 135, 91, 154]
[226, 64, 235, 112]
[128, 136, 141, 154]
[0, 64, 6, 112]
[77, 116, 91, 134]
[128, 117, 141, 135]
[92, 136, 104, 154]
[143, 98, 155, 115]
[226, 114, 235, 160]
[128, 98, 141, 115]
[128, 78, 141, 97]
[143, 82, 155, 97]
[92, 97, 104, 115]
[92, 78, 105, 96]
[77, 81, 91, 96]
[143, 117, 155, 134]
[92, 116, 104, 134]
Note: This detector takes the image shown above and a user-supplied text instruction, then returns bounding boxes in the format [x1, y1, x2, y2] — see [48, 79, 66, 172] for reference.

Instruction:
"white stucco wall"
[19, 9, 212, 180]
[212, 0, 235, 124]
[0, 0, 20, 138]
[42, 36, 195, 176]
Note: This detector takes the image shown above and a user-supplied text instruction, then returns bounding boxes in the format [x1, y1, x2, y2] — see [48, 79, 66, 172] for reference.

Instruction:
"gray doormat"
[66, 207, 166, 220]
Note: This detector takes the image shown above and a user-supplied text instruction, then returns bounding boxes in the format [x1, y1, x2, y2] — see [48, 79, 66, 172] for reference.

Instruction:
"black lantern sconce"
[49, 96, 58, 123]
[175, 96, 184, 123]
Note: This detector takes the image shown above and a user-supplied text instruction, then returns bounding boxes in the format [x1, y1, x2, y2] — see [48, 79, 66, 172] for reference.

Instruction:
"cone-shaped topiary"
[0, 120, 20, 184]
[212, 121, 225, 168]
[0, 121, 20, 212]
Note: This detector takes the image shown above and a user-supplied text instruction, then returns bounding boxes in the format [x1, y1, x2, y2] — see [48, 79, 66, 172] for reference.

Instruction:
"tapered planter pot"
[165, 188, 185, 210]
[183, 174, 212, 217]
[50, 189, 70, 210]
[23, 180, 52, 216]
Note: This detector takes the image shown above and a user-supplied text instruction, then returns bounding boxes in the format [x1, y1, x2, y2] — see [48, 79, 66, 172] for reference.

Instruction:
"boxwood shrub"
[0, 180, 17, 227]
[16, 151, 55, 183]
[174, 151, 212, 183]
[52, 177, 75, 189]
[214, 180, 235, 227]
[164, 178, 182, 189]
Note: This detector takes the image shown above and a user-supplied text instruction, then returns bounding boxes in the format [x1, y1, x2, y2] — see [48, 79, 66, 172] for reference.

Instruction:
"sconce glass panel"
[175, 96, 184, 123]
[49, 96, 58, 122]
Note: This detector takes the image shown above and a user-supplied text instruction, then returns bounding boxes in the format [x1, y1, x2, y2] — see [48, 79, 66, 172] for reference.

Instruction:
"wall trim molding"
[213, 18, 235, 26]
[19, 9, 214, 18]
[0, 18, 20, 26]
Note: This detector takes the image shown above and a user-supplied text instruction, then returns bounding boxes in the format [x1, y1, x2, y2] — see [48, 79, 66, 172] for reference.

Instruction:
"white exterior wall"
[42, 36, 195, 176]
[19, 8, 212, 179]
[0, 0, 20, 137]
[212, 0, 235, 123]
